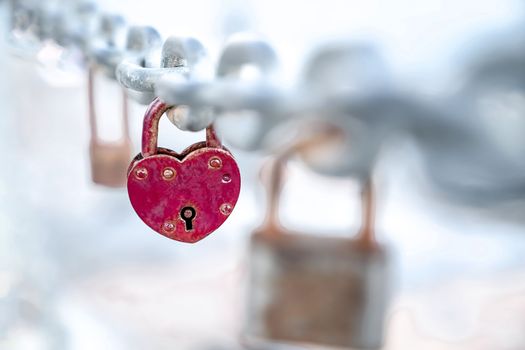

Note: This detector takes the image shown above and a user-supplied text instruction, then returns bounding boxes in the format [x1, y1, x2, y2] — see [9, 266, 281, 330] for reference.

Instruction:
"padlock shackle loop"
[141, 97, 220, 157]
[261, 156, 286, 234]
[357, 177, 376, 248]
[88, 67, 130, 142]
[261, 131, 337, 234]
[260, 131, 377, 248]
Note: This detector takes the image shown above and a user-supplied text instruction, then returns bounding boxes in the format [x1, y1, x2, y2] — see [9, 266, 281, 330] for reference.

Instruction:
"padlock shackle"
[261, 156, 286, 234]
[357, 177, 376, 248]
[260, 131, 337, 234]
[88, 67, 130, 142]
[260, 129, 377, 248]
[142, 97, 220, 157]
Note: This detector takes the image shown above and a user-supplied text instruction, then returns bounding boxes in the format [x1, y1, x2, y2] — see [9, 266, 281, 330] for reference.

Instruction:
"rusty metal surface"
[246, 231, 389, 349]
[89, 140, 132, 188]
[88, 67, 132, 187]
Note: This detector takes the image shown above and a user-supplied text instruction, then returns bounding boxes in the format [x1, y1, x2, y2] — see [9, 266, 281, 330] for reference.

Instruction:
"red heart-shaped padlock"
[127, 98, 241, 243]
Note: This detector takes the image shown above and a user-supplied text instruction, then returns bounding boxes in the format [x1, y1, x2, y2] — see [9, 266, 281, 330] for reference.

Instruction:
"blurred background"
[1, 0, 525, 349]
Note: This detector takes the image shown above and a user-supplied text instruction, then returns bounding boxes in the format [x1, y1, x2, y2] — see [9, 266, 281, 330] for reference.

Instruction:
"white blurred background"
[1, 0, 525, 349]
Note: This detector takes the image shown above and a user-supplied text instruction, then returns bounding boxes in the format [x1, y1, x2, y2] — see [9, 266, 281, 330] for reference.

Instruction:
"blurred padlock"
[88, 67, 132, 187]
[245, 134, 390, 349]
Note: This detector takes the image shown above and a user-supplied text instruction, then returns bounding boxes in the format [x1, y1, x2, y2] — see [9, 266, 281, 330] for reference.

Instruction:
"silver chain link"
[7, 0, 525, 205]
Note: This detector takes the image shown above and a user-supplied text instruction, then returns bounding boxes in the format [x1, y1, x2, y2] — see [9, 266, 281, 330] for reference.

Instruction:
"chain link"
[7, 0, 525, 205]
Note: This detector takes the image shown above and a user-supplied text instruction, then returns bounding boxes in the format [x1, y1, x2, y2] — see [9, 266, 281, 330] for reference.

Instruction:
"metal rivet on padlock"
[88, 67, 132, 188]
[244, 133, 389, 349]
[127, 98, 241, 243]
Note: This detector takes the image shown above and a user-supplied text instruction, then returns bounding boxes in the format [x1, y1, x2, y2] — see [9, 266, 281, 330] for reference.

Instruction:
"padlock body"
[245, 231, 389, 349]
[90, 140, 132, 188]
[127, 147, 241, 243]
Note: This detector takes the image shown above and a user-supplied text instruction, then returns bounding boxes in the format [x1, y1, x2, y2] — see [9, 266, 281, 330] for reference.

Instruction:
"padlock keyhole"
[180, 206, 196, 231]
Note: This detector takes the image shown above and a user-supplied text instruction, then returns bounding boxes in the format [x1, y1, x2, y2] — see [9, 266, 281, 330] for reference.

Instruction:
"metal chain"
[7, 0, 525, 206]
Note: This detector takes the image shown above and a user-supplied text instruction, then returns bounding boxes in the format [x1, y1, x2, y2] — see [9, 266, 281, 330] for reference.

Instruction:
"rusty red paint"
[127, 98, 241, 243]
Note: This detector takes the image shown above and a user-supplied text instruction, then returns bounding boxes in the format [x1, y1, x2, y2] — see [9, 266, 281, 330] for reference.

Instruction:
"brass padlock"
[244, 136, 390, 349]
[88, 67, 132, 187]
